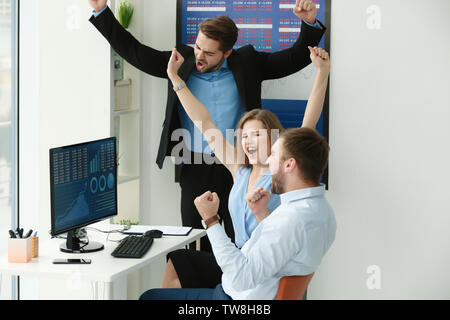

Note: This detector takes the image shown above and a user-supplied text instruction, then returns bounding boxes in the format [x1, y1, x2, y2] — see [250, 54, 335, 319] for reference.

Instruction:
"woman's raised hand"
[308, 46, 330, 73]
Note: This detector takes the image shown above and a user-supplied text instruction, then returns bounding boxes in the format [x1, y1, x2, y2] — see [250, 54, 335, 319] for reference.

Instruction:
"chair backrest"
[275, 273, 314, 300]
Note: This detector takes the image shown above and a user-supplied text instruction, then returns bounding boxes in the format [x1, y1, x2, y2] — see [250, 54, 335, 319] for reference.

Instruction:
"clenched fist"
[194, 191, 220, 222]
[167, 48, 185, 80]
[245, 187, 271, 223]
[293, 0, 318, 25]
[308, 46, 330, 72]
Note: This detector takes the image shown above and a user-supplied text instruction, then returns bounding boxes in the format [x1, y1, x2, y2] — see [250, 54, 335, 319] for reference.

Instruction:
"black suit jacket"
[90, 7, 326, 169]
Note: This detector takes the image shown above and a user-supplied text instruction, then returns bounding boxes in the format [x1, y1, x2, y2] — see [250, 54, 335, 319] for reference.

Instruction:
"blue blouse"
[228, 167, 281, 249]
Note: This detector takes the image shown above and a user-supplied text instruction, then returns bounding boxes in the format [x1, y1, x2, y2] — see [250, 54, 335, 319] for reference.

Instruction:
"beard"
[196, 55, 225, 73]
[271, 170, 286, 195]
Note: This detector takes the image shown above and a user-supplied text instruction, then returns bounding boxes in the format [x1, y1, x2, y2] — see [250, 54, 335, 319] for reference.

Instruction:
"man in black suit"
[88, 0, 326, 252]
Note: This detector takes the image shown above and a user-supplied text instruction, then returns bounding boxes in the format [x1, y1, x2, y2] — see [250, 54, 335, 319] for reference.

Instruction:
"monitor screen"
[50, 137, 118, 236]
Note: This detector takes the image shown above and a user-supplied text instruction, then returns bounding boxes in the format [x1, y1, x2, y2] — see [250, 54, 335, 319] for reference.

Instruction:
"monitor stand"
[60, 228, 104, 253]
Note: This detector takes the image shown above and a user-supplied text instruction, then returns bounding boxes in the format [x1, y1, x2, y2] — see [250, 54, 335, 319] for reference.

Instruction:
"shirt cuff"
[206, 223, 229, 247]
[92, 6, 108, 18]
[303, 19, 321, 29]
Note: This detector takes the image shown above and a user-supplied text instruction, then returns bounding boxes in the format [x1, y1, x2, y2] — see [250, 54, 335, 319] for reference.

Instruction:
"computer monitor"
[49, 137, 118, 253]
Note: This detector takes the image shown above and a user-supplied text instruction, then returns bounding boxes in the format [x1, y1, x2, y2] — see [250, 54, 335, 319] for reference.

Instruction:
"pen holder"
[8, 237, 32, 263]
[31, 237, 39, 258]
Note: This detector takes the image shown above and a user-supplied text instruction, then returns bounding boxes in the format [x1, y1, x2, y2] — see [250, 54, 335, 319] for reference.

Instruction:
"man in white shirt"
[140, 127, 336, 300]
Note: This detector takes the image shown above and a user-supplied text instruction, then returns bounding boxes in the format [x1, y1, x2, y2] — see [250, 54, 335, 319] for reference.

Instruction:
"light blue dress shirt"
[207, 184, 336, 300]
[228, 167, 281, 248]
[178, 59, 246, 154]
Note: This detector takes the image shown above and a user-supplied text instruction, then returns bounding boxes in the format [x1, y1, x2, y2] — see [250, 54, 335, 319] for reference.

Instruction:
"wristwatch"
[173, 81, 186, 92]
[201, 214, 220, 229]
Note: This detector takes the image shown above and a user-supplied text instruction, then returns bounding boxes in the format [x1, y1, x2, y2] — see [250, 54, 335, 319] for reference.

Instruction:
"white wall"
[308, 0, 450, 299]
[20, 0, 111, 299]
[140, 1, 181, 227]
[138, 0, 181, 293]
[36, 0, 111, 240]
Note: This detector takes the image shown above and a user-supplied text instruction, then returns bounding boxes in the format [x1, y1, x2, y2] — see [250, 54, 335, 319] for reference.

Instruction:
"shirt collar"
[220, 58, 229, 70]
[280, 184, 326, 204]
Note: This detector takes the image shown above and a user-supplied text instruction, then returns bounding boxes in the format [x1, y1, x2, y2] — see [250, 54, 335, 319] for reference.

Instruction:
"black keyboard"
[111, 235, 153, 258]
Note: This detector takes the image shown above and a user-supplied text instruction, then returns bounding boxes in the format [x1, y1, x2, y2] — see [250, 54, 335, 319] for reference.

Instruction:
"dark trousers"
[179, 153, 234, 252]
[140, 284, 231, 300]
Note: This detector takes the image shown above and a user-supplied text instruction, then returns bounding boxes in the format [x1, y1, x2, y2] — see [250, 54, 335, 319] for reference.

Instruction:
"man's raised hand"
[88, 0, 108, 13]
[167, 48, 185, 80]
[194, 191, 220, 222]
[293, 0, 318, 25]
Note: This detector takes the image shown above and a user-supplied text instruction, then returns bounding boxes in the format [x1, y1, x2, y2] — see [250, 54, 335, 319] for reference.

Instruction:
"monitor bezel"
[49, 137, 118, 237]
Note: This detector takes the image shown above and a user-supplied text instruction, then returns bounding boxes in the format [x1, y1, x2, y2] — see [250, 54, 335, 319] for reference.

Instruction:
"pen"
[24, 229, 33, 238]
[9, 230, 16, 238]
[18, 228, 24, 238]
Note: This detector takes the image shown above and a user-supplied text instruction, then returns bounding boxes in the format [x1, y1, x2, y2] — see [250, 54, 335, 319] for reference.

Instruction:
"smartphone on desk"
[53, 259, 91, 264]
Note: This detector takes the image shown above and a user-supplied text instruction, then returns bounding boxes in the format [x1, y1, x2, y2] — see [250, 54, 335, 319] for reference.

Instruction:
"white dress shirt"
[207, 184, 336, 300]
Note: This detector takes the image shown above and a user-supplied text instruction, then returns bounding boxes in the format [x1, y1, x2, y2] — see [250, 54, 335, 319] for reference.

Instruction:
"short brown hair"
[198, 16, 238, 52]
[236, 109, 284, 168]
[280, 127, 329, 184]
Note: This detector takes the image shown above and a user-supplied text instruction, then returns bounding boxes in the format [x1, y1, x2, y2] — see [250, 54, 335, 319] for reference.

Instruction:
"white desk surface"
[0, 223, 206, 283]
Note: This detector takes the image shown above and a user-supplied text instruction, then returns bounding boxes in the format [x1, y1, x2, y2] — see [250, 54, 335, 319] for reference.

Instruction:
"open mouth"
[246, 146, 257, 156]
[196, 60, 206, 69]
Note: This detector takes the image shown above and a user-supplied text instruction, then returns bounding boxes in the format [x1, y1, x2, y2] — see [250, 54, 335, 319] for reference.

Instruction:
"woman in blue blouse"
[162, 45, 330, 289]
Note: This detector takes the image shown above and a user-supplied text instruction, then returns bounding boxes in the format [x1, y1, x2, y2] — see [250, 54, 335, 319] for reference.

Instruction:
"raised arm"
[258, 0, 325, 80]
[167, 49, 239, 177]
[88, 1, 170, 79]
[301, 46, 330, 129]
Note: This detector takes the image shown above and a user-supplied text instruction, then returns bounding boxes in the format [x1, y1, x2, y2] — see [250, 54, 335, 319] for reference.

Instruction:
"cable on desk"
[85, 226, 130, 243]
[48, 226, 130, 243]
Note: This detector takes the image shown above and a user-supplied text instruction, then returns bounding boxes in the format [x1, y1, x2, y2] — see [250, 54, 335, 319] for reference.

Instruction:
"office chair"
[275, 273, 314, 300]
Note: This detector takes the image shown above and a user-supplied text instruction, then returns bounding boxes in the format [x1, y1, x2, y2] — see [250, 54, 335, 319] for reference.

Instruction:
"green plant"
[118, 1, 134, 29]
[118, 219, 139, 226]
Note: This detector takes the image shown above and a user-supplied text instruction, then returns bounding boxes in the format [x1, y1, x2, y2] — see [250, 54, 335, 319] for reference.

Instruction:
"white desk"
[0, 224, 206, 300]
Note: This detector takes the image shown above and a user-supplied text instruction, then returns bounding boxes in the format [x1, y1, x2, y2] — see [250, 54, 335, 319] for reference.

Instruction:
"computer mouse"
[144, 229, 163, 238]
